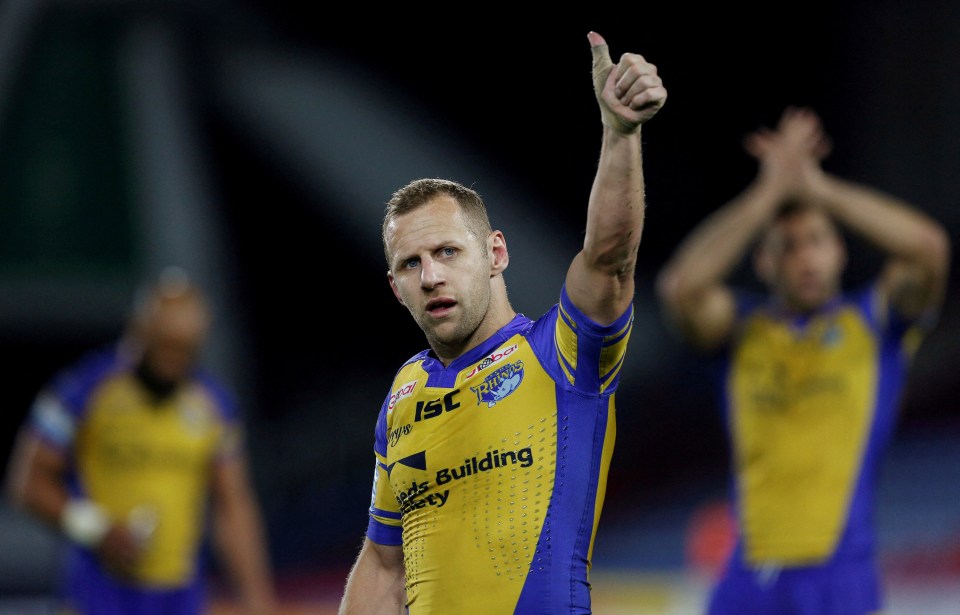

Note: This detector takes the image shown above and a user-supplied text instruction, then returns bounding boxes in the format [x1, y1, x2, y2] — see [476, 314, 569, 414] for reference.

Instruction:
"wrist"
[744, 180, 786, 213]
[602, 116, 640, 136]
[60, 499, 111, 548]
[803, 169, 833, 202]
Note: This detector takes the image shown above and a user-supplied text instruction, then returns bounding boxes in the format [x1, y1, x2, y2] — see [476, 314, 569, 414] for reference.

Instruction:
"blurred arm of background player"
[5, 421, 149, 578]
[209, 448, 281, 615]
[656, 105, 951, 350]
[4, 269, 281, 615]
[6, 422, 280, 615]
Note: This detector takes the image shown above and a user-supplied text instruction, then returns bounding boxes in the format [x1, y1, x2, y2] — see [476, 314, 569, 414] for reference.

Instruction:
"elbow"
[655, 268, 674, 302]
[655, 266, 690, 312]
[5, 462, 37, 514]
[920, 224, 952, 280]
[4, 448, 29, 510]
[583, 232, 642, 278]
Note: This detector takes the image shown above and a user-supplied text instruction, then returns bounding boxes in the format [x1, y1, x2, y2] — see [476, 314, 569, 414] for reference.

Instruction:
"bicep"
[365, 539, 404, 571]
[340, 538, 406, 613]
[565, 252, 635, 327]
[10, 390, 77, 492]
[5, 430, 69, 521]
[352, 538, 405, 590]
[6, 430, 65, 489]
[879, 258, 947, 322]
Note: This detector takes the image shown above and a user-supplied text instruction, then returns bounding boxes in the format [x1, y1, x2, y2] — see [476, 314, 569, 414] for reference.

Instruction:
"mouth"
[425, 297, 457, 317]
[797, 275, 824, 292]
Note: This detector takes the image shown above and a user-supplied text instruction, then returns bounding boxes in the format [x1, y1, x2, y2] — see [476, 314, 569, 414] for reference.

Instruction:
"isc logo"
[414, 389, 460, 422]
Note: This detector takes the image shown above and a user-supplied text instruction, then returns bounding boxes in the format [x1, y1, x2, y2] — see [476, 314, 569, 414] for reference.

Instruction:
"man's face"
[756, 208, 847, 312]
[140, 295, 210, 384]
[385, 195, 492, 351]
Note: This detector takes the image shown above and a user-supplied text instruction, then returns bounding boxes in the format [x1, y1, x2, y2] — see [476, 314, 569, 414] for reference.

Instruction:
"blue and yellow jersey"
[366, 286, 633, 614]
[28, 344, 242, 589]
[720, 283, 930, 567]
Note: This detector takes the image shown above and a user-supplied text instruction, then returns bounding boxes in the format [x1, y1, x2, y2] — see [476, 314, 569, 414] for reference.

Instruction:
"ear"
[489, 231, 509, 276]
[836, 234, 848, 271]
[753, 242, 774, 287]
[387, 270, 404, 305]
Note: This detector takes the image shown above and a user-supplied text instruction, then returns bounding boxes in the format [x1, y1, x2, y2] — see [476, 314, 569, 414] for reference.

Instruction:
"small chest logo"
[179, 403, 210, 435]
[414, 390, 460, 422]
[821, 323, 843, 346]
[464, 343, 519, 380]
[470, 360, 524, 408]
[388, 380, 418, 412]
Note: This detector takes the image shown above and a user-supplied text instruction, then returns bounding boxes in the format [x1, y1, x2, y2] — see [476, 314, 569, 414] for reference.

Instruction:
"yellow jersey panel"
[721, 286, 930, 568]
[731, 306, 876, 564]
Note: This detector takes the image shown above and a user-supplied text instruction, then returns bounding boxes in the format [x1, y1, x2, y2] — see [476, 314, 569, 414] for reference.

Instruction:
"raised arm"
[565, 32, 666, 326]
[656, 106, 829, 350]
[803, 170, 951, 322]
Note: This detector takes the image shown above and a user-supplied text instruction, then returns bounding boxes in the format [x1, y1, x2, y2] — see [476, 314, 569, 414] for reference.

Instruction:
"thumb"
[588, 31, 635, 133]
[588, 31, 613, 96]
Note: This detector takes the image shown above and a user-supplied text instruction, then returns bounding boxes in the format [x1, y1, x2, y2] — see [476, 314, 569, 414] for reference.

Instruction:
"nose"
[420, 257, 444, 290]
[795, 241, 823, 270]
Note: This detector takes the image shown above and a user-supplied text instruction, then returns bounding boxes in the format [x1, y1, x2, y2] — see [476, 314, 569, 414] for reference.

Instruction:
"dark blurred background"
[1, 1, 958, 612]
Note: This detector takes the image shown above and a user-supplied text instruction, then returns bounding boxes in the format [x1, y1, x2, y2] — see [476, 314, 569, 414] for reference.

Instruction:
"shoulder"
[29, 344, 124, 443]
[400, 348, 432, 369]
[708, 288, 768, 355]
[731, 288, 768, 321]
[48, 344, 125, 407]
[192, 370, 240, 422]
[845, 279, 935, 342]
[532, 285, 631, 339]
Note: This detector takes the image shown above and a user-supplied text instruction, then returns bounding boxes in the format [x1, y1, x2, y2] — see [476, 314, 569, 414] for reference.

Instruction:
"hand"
[743, 106, 832, 198]
[589, 31, 666, 134]
[96, 522, 145, 578]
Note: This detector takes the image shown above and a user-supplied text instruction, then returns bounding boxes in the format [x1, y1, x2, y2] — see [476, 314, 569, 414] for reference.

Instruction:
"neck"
[432, 296, 516, 367]
[772, 292, 841, 318]
[134, 360, 181, 402]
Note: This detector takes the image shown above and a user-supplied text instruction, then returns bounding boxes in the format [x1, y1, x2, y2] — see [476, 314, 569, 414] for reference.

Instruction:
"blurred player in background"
[5, 266, 279, 615]
[656, 106, 951, 614]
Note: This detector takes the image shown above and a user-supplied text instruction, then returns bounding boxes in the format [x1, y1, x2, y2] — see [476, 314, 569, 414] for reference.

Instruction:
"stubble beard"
[420, 285, 492, 360]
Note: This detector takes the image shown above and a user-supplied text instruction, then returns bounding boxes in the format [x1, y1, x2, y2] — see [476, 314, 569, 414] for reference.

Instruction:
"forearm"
[812, 173, 950, 270]
[11, 473, 68, 526]
[213, 501, 277, 613]
[661, 179, 780, 297]
[582, 127, 645, 272]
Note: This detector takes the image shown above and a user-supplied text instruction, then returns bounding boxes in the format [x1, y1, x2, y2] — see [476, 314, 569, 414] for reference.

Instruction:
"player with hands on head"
[337, 32, 666, 615]
[656, 106, 950, 615]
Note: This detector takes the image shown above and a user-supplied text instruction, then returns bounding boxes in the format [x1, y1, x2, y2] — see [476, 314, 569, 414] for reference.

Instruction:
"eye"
[439, 247, 457, 258]
[401, 257, 420, 270]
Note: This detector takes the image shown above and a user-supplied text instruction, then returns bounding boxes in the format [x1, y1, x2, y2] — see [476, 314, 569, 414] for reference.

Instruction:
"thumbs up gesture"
[589, 31, 667, 134]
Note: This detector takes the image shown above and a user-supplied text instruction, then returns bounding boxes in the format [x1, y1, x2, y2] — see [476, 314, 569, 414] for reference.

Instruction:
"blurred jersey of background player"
[656, 106, 951, 615]
[4, 266, 279, 615]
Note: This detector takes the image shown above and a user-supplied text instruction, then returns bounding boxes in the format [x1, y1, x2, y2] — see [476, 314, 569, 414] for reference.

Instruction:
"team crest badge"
[470, 361, 524, 408]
